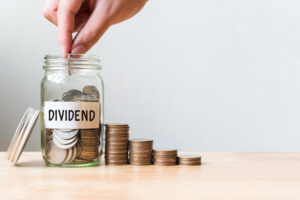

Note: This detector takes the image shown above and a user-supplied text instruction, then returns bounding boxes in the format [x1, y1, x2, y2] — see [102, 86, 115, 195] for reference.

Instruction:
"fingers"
[43, 0, 60, 26]
[57, 0, 83, 54]
[74, 12, 90, 33]
[71, 1, 111, 54]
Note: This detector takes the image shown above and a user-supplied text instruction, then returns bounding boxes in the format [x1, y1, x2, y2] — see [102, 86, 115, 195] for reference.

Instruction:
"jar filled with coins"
[41, 54, 104, 167]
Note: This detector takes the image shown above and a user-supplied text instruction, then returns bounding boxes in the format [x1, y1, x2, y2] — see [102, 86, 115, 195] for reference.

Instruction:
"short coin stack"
[153, 148, 178, 166]
[129, 139, 153, 165]
[105, 124, 129, 165]
[178, 154, 201, 165]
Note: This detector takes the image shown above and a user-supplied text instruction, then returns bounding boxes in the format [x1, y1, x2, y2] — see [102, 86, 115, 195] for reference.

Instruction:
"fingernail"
[72, 45, 86, 54]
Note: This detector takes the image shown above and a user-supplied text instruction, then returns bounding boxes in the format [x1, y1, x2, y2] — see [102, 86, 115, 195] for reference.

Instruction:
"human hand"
[43, 0, 148, 54]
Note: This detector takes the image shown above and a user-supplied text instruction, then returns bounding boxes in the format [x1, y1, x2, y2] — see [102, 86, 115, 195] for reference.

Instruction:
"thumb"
[71, 2, 111, 54]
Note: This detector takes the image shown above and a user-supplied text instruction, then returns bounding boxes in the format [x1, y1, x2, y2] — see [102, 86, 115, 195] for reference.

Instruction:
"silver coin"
[45, 141, 67, 164]
[64, 148, 73, 163]
[53, 132, 78, 145]
[53, 136, 78, 149]
[54, 132, 77, 143]
[62, 89, 82, 101]
[60, 129, 75, 133]
[70, 145, 77, 162]
[53, 129, 79, 140]
[83, 85, 100, 99]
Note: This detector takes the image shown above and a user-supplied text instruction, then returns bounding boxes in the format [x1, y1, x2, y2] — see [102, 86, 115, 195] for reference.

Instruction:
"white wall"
[1, 0, 300, 151]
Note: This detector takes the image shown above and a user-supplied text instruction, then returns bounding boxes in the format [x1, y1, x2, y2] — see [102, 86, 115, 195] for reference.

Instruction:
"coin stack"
[178, 155, 201, 165]
[153, 148, 177, 166]
[105, 124, 129, 165]
[129, 139, 153, 165]
[78, 129, 100, 162]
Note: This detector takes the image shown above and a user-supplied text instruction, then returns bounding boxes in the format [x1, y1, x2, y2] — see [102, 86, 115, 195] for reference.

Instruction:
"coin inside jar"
[45, 141, 68, 164]
[62, 89, 82, 101]
[72, 94, 99, 102]
[83, 85, 100, 99]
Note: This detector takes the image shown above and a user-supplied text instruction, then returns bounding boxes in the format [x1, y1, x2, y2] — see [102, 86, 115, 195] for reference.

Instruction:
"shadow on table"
[16, 160, 45, 167]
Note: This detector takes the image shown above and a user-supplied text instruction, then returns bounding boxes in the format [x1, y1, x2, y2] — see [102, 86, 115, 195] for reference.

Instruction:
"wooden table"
[1, 152, 300, 200]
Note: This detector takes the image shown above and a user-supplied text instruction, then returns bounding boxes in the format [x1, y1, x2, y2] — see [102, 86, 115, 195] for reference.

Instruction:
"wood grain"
[1, 152, 300, 200]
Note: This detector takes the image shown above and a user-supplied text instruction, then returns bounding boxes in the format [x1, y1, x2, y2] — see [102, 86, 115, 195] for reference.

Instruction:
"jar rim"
[43, 54, 101, 70]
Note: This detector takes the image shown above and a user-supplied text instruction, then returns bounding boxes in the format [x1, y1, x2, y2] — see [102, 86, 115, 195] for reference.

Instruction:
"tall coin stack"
[105, 124, 129, 165]
[153, 148, 177, 166]
[129, 139, 153, 165]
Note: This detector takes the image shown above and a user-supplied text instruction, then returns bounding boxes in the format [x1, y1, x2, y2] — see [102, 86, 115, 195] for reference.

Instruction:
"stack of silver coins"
[129, 139, 153, 165]
[44, 85, 101, 165]
[153, 148, 178, 166]
[105, 124, 129, 165]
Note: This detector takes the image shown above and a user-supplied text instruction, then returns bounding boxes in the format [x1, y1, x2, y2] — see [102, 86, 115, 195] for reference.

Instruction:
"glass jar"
[41, 54, 104, 167]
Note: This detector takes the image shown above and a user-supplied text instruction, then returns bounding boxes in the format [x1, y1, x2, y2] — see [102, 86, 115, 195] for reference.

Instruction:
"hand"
[43, 0, 148, 54]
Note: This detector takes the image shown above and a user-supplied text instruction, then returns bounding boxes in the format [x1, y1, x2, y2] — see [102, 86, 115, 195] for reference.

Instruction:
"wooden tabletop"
[1, 152, 300, 200]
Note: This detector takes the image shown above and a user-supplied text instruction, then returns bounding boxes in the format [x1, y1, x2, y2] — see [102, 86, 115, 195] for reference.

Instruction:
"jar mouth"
[43, 54, 101, 70]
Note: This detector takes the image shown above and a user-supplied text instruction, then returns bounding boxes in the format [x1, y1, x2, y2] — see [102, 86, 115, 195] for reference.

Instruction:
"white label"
[44, 101, 100, 129]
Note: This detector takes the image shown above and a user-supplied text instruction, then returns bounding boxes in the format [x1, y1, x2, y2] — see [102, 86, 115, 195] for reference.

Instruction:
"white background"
[1, 0, 300, 151]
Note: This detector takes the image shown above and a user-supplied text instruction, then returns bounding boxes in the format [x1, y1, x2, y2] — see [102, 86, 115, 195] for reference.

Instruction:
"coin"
[130, 157, 152, 162]
[129, 148, 153, 153]
[45, 141, 67, 164]
[53, 136, 78, 149]
[153, 148, 177, 155]
[105, 161, 128, 165]
[72, 94, 98, 102]
[53, 132, 78, 145]
[83, 85, 100, 99]
[70, 145, 77, 162]
[178, 161, 201, 165]
[129, 161, 152, 166]
[105, 145, 128, 150]
[53, 129, 79, 140]
[106, 128, 129, 132]
[105, 149, 128, 154]
[178, 154, 201, 161]
[106, 137, 129, 142]
[44, 129, 53, 144]
[105, 123, 129, 128]
[64, 148, 73, 163]
[130, 138, 153, 143]
[105, 141, 128, 146]
[62, 89, 82, 101]
[153, 161, 177, 166]
[105, 154, 128, 159]
[106, 132, 129, 137]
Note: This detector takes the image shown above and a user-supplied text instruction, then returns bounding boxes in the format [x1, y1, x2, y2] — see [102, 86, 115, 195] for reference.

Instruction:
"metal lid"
[6, 107, 40, 165]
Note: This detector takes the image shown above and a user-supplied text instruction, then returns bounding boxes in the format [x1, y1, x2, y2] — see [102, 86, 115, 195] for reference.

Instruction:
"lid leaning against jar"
[6, 107, 40, 165]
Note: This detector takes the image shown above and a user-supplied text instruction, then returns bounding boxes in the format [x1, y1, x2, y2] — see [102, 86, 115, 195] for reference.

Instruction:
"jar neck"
[43, 54, 101, 70]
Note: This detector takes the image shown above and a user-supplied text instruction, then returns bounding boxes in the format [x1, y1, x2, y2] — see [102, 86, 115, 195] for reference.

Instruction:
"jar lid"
[6, 107, 40, 165]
